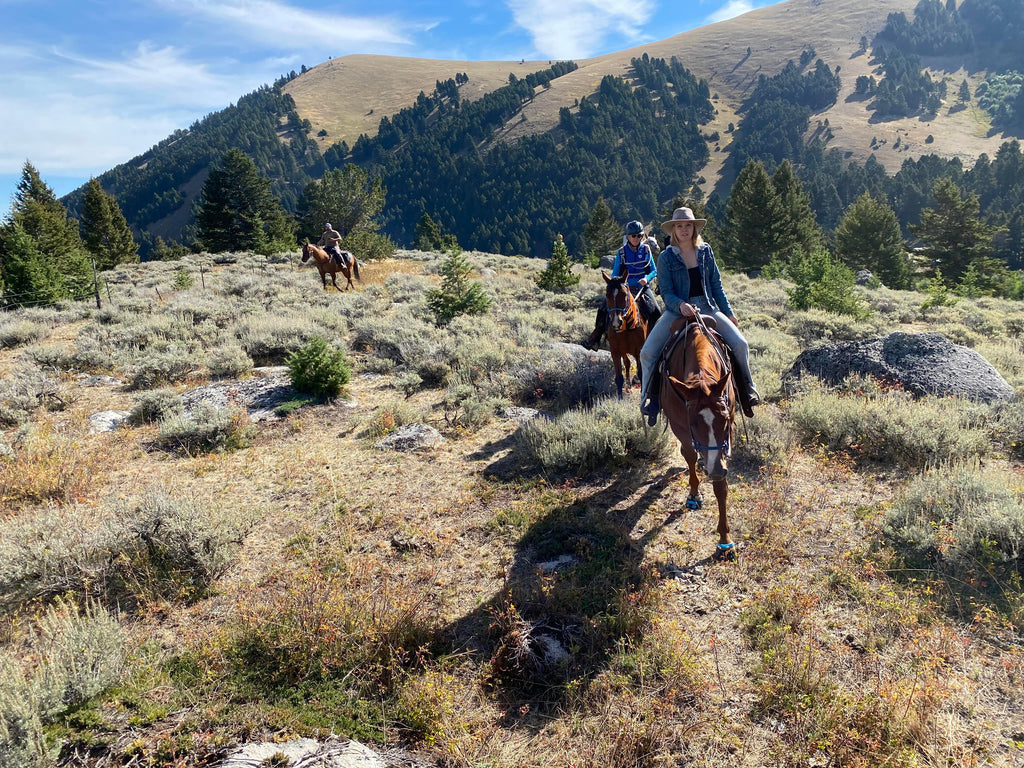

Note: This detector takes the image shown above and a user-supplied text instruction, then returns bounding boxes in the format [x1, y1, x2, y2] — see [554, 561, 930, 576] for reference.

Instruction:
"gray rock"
[785, 332, 1015, 403]
[89, 410, 131, 433]
[219, 737, 384, 767]
[855, 269, 874, 286]
[374, 423, 444, 452]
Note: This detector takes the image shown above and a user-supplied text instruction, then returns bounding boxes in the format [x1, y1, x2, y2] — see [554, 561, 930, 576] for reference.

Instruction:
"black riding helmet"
[624, 220, 644, 236]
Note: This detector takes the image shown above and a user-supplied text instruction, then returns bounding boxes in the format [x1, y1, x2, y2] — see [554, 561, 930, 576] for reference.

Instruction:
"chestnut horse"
[301, 243, 361, 291]
[658, 313, 739, 561]
[603, 272, 649, 399]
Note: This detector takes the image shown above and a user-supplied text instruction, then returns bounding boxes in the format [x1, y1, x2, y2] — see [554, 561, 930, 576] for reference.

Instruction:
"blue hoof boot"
[685, 493, 704, 510]
[713, 542, 738, 562]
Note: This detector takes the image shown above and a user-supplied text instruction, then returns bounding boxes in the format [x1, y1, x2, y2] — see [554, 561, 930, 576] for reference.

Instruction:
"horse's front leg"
[712, 479, 731, 545]
[680, 442, 703, 509]
[330, 271, 340, 291]
[319, 270, 328, 289]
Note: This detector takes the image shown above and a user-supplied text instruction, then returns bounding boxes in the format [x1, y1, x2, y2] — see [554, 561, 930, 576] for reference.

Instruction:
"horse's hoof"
[685, 493, 704, 510]
[713, 542, 738, 562]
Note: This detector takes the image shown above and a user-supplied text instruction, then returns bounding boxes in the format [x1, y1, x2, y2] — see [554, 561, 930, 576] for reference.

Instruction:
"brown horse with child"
[602, 272, 650, 399]
[301, 243, 361, 291]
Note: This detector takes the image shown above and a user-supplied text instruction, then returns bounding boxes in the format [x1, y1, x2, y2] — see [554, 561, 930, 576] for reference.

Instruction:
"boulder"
[374, 423, 444, 452]
[89, 410, 131, 433]
[219, 737, 384, 767]
[784, 332, 1014, 403]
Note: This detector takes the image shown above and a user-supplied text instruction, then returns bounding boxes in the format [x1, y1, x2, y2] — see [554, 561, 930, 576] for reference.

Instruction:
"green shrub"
[286, 335, 350, 399]
[426, 248, 491, 324]
[535, 236, 580, 293]
[517, 397, 672, 473]
[784, 248, 869, 319]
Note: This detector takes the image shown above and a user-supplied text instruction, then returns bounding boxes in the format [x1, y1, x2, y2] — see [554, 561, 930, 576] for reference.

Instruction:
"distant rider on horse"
[318, 223, 347, 267]
[584, 220, 662, 350]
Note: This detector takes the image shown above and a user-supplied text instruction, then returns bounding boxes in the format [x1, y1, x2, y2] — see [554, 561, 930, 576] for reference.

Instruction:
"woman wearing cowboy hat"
[639, 207, 761, 423]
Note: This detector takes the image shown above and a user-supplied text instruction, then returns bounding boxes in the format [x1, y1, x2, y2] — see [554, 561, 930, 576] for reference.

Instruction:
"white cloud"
[706, 0, 753, 24]
[506, 0, 655, 59]
[154, 0, 417, 48]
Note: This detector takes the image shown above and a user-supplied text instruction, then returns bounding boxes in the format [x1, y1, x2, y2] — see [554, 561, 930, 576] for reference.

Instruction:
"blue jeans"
[639, 297, 757, 403]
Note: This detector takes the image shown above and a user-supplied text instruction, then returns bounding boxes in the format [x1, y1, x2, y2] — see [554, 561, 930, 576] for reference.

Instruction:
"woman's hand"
[729, 315, 739, 327]
[679, 302, 697, 319]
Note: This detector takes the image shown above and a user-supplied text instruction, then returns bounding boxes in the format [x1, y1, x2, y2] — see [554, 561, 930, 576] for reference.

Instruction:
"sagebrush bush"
[0, 599, 124, 768]
[206, 344, 254, 379]
[885, 460, 1024, 575]
[156, 402, 255, 453]
[286, 335, 350, 399]
[517, 397, 673, 473]
[127, 345, 201, 390]
[128, 388, 183, 425]
[113, 489, 256, 600]
[0, 319, 48, 349]
[0, 366, 67, 427]
[786, 381, 991, 467]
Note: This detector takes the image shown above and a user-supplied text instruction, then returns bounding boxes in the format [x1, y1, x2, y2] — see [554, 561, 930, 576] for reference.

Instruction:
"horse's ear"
[602, 271, 610, 283]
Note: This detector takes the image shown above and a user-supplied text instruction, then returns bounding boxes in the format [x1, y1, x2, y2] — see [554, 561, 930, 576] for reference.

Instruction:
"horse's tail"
[352, 257, 361, 282]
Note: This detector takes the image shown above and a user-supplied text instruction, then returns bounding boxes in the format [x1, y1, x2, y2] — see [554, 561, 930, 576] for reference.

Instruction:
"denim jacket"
[656, 243, 733, 318]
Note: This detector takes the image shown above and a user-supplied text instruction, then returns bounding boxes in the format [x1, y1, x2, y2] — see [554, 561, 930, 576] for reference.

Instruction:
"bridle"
[605, 280, 642, 331]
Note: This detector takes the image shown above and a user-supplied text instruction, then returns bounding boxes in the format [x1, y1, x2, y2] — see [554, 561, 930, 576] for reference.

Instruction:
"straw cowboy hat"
[661, 207, 706, 235]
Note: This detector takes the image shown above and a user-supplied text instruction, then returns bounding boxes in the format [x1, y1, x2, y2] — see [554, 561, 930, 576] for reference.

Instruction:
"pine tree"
[0, 161, 92, 305]
[724, 160, 784, 270]
[911, 177, 993, 281]
[296, 165, 393, 260]
[196, 149, 294, 255]
[426, 247, 491, 324]
[771, 160, 823, 258]
[81, 178, 139, 270]
[583, 197, 621, 258]
[536, 234, 580, 292]
[835, 191, 912, 288]
[413, 212, 458, 252]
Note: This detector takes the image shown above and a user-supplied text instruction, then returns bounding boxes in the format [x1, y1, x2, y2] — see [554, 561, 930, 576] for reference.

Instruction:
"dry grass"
[0, 251, 1022, 766]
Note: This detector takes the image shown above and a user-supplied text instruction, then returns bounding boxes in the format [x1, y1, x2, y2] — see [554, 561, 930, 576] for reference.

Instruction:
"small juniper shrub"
[535, 235, 580, 293]
[156, 402, 255, 454]
[286, 335, 350, 399]
[0, 598, 124, 768]
[128, 389, 183, 425]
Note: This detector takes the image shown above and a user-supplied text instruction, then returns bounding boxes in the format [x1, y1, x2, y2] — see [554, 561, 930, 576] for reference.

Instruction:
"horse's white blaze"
[698, 405, 728, 472]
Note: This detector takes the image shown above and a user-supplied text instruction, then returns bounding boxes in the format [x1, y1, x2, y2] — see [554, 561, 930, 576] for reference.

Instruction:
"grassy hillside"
[285, 0, 1017, 198]
[1, 251, 1023, 766]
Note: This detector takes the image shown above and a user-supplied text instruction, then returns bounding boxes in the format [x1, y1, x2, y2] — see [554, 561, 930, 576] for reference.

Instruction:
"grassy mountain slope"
[286, 0, 1014, 198]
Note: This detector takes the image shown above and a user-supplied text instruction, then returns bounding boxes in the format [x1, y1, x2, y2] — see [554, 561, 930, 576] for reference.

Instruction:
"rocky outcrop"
[784, 332, 1015, 403]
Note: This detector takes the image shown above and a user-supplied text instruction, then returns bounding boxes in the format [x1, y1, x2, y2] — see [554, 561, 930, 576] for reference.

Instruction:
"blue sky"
[1, 0, 781, 214]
